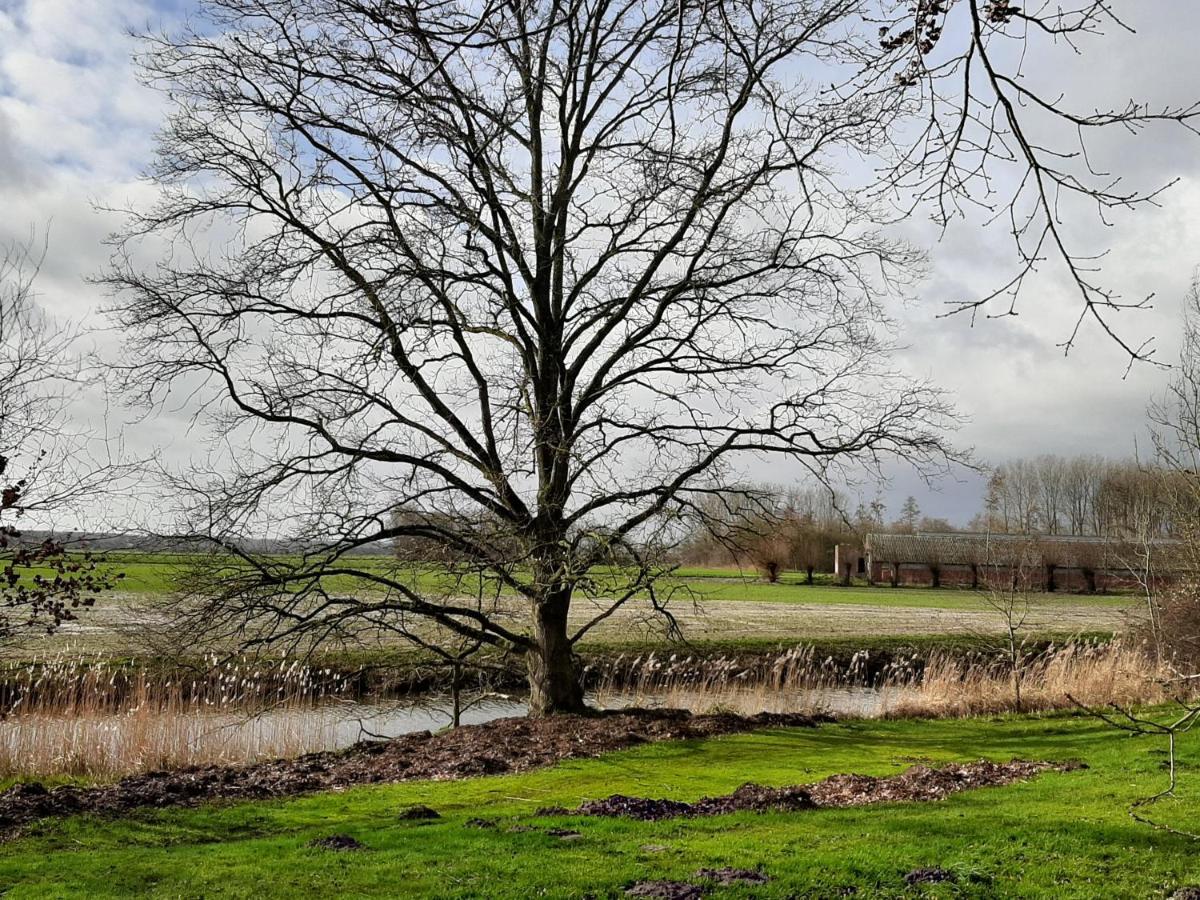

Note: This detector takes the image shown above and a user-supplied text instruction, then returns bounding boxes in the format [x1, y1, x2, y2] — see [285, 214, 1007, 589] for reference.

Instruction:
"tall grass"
[888, 641, 1171, 718]
[0, 642, 1188, 780]
[591, 641, 1184, 719]
[0, 654, 362, 779]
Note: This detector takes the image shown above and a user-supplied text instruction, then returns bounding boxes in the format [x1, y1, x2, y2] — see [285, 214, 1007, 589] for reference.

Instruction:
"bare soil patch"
[626, 881, 706, 899]
[695, 868, 770, 886]
[571, 759, 1083, 820]
[397, 804, 440, 820]
[905, 866, 957, 886]
[0, 708, 819, 833]
[307, 834, 366, 851]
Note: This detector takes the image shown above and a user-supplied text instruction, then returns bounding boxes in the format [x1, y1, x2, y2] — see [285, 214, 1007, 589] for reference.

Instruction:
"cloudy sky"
[2, 0, 1199, 528]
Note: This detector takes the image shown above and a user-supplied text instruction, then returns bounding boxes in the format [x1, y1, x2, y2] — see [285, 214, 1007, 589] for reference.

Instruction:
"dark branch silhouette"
[105, 0, 1190, 713]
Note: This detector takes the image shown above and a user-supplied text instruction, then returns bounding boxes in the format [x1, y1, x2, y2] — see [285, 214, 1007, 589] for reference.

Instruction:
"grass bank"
[0, 711, 1196, 897]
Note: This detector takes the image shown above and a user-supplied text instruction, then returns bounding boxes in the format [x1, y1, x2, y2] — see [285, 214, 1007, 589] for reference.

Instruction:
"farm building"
[862, 532, 1180, 592]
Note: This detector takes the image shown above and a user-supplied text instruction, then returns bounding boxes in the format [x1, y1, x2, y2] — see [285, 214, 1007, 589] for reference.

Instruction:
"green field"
[6, 554, 1131, 660]
[91, 554, 1132, 610]
[1, 710, 1196, 897]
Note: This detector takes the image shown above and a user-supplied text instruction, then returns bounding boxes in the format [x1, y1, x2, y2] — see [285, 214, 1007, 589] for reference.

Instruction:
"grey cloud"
[3, 0, 1200, 529]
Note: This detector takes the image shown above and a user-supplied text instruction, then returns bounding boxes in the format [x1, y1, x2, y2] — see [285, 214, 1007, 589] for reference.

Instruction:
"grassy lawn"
[1, 712, 1197, 898]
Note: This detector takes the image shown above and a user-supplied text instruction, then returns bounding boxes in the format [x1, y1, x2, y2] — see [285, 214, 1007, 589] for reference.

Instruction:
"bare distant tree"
[107, 0, 1195, 713]
[981, 455, 1172, 539]
[1143, 270, 1200, 669]
[0, 237, 120, 642]
[749, 530, 792, 584]
[1073, 273, 1200, 838]
[1151, 272, 1200, 484]
[976, 537, 1040, 712]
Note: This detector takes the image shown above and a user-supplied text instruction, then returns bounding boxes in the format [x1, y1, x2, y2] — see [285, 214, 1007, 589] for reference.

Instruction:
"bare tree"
[749, 530, 792, 584]
[1072, 273, 1200, 838]
[793, 527, 830, 586]
[106, 0, 1192, 714]
[979, 454, 1175, 539]
[0, 237, 120, 642]
[972, 535, 1041, 711]
[1141, 271, 1200, 669]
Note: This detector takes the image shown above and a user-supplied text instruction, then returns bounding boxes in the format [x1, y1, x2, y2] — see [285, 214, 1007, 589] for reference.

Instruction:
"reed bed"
[887, 641, 1172, 718]
[0, 654, 363, 779]
[0, 642, 1189, 779]
[591, 641, 1187, 720]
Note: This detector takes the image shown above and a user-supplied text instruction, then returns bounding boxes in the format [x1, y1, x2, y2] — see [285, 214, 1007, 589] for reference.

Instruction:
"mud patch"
[397, 804, 441, 820]
[579, 795, 696, 821]
[0, 709, 820, 833]
[695, 867, 769, 886]
[626, 881, 706, 899]
[905, 866, 957, 886]
[570, 760, 1081, 820]
[308, 834, 365, 851]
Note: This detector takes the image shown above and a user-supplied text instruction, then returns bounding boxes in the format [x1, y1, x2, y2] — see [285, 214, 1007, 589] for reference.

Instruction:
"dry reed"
[888, 642, 1172, 718]
[0, 642, 1190, 779]
[591, 641, 1187, 720]
[0, 653, 362, 779]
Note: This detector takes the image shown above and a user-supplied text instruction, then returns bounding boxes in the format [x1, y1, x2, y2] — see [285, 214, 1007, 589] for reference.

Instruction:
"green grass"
[86, 554, 1131, 610]
[2, 711, 1197, 897]
[654, 580, 1131, 609]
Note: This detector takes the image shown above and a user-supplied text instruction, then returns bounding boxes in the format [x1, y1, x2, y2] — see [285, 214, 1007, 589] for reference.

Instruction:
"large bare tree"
[107, 0, 1194, 713]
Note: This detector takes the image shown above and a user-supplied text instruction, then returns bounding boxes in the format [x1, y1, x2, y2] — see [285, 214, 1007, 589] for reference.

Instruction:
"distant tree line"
[674, 455, 1186, 585]
[971, 456, 1178, 539]
[675, 485, 884, 583]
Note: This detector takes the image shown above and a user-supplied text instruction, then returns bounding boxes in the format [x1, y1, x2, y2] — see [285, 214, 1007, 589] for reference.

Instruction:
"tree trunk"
[526, 597, 586, 716]
[450, 660, 463, 728]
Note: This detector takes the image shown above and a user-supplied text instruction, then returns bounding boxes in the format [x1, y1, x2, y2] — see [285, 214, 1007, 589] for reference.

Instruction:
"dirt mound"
[308, 834, 365, 851]
[626, 881, 706, 899]
[695, 868, 770, 886]
[807, 759, 1083, 807]
[0, 708, 819, 833]
[397, 804, 440, 820]
[905, 867, 956, 885]
[578, 794, 696, 820]
[569, 759, 1081, 820]
[696, 783, 815, 815]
